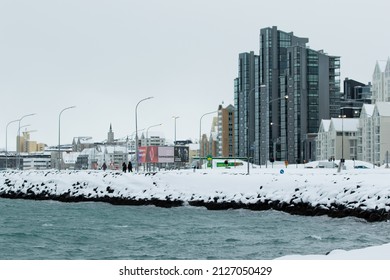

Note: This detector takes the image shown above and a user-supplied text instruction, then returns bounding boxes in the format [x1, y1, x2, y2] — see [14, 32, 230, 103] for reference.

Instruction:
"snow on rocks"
[1, 166, 390, 222]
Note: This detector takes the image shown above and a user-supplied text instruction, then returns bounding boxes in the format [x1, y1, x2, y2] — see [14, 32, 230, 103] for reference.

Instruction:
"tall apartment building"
[234, 51, 258, 159]
[234, 26, 341, 164]
[281, 47, 341, 163]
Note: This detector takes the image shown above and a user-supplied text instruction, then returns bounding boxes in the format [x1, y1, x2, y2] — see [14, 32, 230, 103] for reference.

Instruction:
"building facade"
[371, 102, 390, 165]
[16, 131, 45, 153]
[234, 26, 340, 165]
[282, 47, 341, 163]
[316, 118, 359, 161]
[217, 104, 235, 158]
[234, 51, 258, 159]
[341, 78, 372, 118]
[316, 120, 331, 161]
[372, 58, 390, 103]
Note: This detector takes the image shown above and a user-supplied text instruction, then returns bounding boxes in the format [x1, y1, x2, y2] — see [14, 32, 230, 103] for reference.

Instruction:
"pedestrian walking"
[122, 162, 127, 173]
[128, 161, 133, 172]
[102, 162, 107, 171]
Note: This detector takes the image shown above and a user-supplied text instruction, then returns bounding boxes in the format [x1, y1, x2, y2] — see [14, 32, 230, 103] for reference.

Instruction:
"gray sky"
[1, 0, 389, 150]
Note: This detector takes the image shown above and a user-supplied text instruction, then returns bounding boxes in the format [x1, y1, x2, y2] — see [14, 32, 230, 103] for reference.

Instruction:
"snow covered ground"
[3, 159, 388, 213]
[1, 159, 390, 259]
[277, 242, 390, 259]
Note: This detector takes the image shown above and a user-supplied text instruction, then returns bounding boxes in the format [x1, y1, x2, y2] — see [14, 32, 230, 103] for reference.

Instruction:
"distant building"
[175, 140, 193, 146]
[357, 104, 375, 164]
[72, 137, 94, 152]
[341, 78, 372, 118]
[0, 152, 51, 170]
[316, 120, 332, 161]
[217, 104, 235, 158]
[316, 118, 359, 161]
[372, 58, 390, 103]
[235, 26, 340, 165]
[107, 123, 115, 144]
[75, 145, 128, 170]
[234, 51, 258, 159]
[139, 132, 166, 147]
[357, 102, 390, 166]
[16, 131, 46, 153]
[21, 152, 52, 170]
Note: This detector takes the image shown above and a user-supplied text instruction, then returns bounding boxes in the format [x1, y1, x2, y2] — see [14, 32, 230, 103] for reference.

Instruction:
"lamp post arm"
[5, 119, 20, 169]
[17, 113, 36, 169]
[58, 106, 76, 170]
[135, 97, 154, 172]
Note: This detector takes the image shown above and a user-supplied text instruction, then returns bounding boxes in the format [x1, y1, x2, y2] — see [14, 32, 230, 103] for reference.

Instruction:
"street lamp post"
[146, 123, 163, 145]
[199, 110, 217, 169]
[17, 113, 36, 170]
[15, 124, 31, 169]
[135, 97, 154, 172]
[5, 119, 20, 169]
[58, 106, 76, 170]
[172, 116, 179, 145]
[338, 114, 346, 172]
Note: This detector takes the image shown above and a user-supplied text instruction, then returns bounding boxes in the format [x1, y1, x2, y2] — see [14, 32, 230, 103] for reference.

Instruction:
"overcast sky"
[1, 0, 389, 150]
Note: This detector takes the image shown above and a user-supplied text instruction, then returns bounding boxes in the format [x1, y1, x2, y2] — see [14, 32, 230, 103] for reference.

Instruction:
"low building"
[0, 152, 51, 170]
[72, 136, 94, 152]
[139, 132, 166, 147]
[357, 102, 390, 166]
[316, 120, 331, 161]
[22, 152, 52, 170]
[316, 118, 359, 161]
[372, 102, 390, 165]
[75, 145, 128, 170]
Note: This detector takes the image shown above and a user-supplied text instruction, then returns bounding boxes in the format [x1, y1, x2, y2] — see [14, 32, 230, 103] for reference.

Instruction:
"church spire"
[107, 123, 114, 143]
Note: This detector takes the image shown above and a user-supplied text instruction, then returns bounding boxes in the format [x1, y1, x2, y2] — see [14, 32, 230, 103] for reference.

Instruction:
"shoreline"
[1, 169, 390, 222]
[1, 192, 388, 222]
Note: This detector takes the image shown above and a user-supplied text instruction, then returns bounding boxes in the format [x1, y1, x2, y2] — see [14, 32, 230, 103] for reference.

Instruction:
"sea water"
[1, 198, 390, 260]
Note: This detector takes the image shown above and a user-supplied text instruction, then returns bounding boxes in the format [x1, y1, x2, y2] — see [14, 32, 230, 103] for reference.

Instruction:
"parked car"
[354, 165, 369, 169]
[317, 161, 338, 168]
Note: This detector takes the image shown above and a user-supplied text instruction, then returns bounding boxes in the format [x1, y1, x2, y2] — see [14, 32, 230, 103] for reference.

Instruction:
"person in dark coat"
[102, 162, 107, 171]
[128, 161, 133, 172]
[122, 162, 127, 173]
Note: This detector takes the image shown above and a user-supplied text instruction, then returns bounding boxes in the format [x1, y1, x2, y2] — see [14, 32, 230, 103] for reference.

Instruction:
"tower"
[107, 124, 114, 144]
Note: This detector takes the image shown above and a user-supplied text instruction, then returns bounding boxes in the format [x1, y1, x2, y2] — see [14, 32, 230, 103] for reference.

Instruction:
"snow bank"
[1, 161, 390, 222]
[277, 242, 390, 259]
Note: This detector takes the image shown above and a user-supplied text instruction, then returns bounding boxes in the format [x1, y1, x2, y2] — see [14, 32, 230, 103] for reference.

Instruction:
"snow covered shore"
[1, 161, 390, 222]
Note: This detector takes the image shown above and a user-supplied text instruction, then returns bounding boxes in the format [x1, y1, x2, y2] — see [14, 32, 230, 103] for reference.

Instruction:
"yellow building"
[16, 131, 46, 153]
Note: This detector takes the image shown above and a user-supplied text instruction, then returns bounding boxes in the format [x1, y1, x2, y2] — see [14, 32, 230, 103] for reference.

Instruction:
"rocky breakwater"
[1, 169, 390, 222]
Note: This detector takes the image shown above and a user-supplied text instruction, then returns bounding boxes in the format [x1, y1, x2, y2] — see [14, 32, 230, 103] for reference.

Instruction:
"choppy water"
[1, 198, 390, 259]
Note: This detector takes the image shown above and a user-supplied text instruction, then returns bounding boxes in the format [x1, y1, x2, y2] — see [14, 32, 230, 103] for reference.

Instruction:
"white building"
[139, 132, 166, 147]
[357, 102, 390, 166]
[357, 104, 375, 164]
[316, 118, 359, 161]
[372, 102, 390, 165]
[372, 58, 390, 103]
[21, 152, 52, 170]
[316, 120, 331, 160]
[76, 145, 128, 170]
